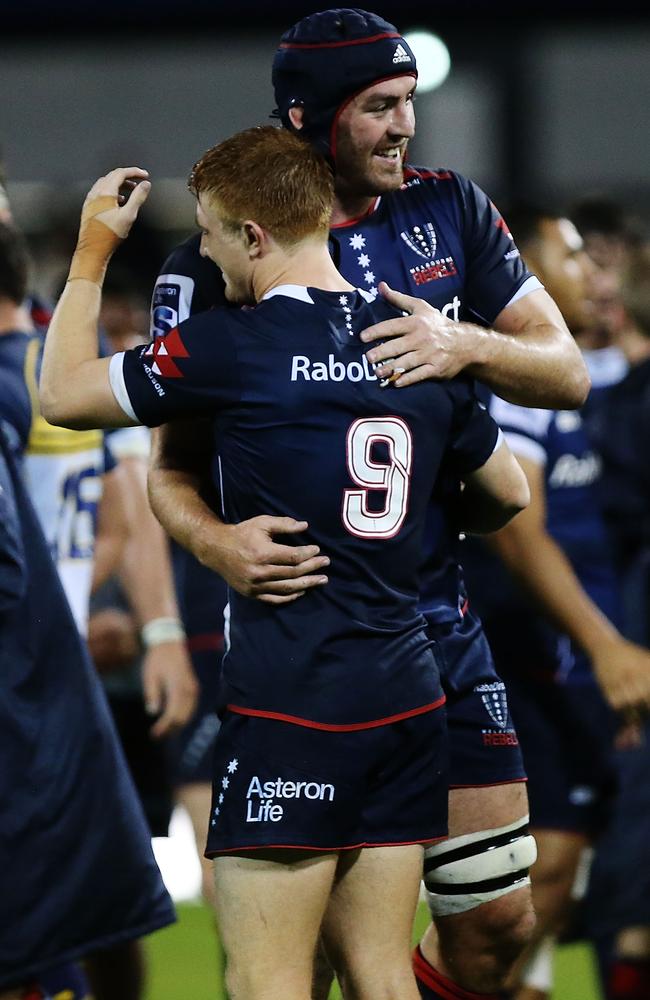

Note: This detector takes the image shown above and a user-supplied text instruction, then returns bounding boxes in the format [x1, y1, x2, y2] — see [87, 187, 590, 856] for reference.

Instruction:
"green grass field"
[144, 901, 603, 999]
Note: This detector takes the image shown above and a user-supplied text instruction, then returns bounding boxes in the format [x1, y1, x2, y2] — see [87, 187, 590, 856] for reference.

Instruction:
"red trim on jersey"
[225, 695, 446, 731]
[279, 32, 401, 50]
[187, 632, 224, 653]
[402, 167, 453, 182]
[460, 596, 469, 616]
[413, 947, 503, 1000]
[206, 834, 446, 857]
[329, 72, 417, 163]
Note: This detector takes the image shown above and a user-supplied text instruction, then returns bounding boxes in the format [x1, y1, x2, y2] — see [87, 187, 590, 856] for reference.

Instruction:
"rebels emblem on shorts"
[475, 681, 509, 729]
[400, 222, 437, 260]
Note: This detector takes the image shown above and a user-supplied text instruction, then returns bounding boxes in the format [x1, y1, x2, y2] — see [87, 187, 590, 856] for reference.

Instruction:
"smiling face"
[333, 75, 416, 201]
[196, 195, 255, 306]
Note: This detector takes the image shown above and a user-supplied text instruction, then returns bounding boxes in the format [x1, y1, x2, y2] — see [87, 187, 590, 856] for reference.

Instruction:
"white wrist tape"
[141, 616, 186, 649]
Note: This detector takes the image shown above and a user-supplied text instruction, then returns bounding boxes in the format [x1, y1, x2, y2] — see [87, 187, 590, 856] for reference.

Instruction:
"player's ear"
[287, 106, 305, 132]
[243, 220, 265, 258]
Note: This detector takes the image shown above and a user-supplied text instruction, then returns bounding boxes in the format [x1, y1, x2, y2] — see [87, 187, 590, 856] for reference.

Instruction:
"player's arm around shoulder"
[360, 281, 590, 410]
[459, 436, 530, 534]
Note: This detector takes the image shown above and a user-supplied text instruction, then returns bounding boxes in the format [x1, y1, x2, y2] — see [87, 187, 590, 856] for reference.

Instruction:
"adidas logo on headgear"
[272, 10, 418, 160]
[393, 43, 411, 64]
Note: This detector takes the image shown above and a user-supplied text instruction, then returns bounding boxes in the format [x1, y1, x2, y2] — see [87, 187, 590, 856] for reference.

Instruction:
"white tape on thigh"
[424, 815, 537, 916]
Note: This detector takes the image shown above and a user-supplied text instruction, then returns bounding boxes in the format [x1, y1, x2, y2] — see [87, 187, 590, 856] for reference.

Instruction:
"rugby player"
[39, 126, 530, 999]
[0, 223, 174, 1000]
[145, 10, 590, 998]
[462, 205, 650, 999]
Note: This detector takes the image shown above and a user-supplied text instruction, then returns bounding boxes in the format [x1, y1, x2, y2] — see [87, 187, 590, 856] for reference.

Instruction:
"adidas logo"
[393, 43, 411, 64]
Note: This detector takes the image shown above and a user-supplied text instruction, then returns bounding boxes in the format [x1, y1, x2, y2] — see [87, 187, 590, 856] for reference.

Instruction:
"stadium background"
[2, 2, 647, 996]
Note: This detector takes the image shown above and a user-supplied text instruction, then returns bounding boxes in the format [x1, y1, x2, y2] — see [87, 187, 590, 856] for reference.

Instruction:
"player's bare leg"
[507, 829, 590, 998]
[418, 782, 536, 995]
[322, 844, 425, 1000]
[213, 849, 337, 1000]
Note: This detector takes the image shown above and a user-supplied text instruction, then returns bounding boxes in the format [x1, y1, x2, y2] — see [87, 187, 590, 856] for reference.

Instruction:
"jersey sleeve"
[442, 378, 501, 475]
[489, 395, 552, 466]
[150, 233, 228, 337]
[109, 311, 241, 427]
[455, 174, 541, 325]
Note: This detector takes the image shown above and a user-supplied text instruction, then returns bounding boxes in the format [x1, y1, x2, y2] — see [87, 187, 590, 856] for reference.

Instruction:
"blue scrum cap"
[272, 8, 417, 161]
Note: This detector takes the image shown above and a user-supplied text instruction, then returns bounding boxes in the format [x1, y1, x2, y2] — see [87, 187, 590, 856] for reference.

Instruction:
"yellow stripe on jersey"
[24, 335, 103, 454]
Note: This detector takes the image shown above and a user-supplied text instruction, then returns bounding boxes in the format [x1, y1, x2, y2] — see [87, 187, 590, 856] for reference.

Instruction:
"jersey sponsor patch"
[150, 275, 195, 337]
[142, 327, 189, 379]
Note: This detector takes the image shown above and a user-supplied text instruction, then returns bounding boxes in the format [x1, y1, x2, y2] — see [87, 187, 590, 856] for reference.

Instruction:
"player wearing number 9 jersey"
[116, 283, 499, 737]
[40, 127, 530, 1000]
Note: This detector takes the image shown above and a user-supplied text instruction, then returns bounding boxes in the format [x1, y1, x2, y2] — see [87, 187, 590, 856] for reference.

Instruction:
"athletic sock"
[413, 946, 509, 1000]
[608, 958, 650, 1000]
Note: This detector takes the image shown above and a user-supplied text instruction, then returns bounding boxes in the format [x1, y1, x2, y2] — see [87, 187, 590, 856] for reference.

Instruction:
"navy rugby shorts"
[427, 611, 527, 788]
[205, 706, 448, 856]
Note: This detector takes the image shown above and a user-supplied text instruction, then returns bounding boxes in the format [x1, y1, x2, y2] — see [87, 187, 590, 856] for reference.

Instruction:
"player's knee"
[475, 889, 536, 962]
[437, 891, 536, 988]
[424, 815, 537, 919]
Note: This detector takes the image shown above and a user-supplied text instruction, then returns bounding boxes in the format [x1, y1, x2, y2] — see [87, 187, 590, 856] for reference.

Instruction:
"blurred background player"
[460, 202, 650, 1000]
[98, 270, 228, 927]
[578, 244, 650, 1000]
[0, 218, 175, 1000]
[0, 178, 196, 999]
[146, 10, 591, 1000]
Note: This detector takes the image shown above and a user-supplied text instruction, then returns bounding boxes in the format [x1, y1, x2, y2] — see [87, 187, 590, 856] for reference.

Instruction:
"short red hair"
[189, 125, 333, 247]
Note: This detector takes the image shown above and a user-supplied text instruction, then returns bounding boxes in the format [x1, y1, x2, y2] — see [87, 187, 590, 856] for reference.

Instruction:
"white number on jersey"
[342, 417, 413, 539]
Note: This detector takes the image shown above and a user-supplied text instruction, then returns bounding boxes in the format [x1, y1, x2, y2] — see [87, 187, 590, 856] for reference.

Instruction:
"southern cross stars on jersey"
[151, 168, 539, 625]
[113, 285, 500, 727]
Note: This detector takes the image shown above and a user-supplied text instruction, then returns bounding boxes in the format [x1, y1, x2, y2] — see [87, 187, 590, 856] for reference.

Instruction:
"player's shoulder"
[399, 165, 468, 199]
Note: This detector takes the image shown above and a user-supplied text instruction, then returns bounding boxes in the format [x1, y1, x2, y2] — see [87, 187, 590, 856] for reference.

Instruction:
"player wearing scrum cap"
[147, 9, 590, 999]
[39, 125, 531, 999]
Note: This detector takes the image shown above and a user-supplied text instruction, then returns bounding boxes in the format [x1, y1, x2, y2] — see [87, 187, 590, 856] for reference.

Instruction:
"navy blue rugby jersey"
[152, 169, 540, 624]
[115, 285, 500, 727]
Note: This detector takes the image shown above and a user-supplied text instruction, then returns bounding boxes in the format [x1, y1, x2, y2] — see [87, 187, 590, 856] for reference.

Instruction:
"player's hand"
[82, 166, 151, 239]
[360, 281, 478, 386]
[70, 167, 151, 283]
[142, 639, 198, 740]
[591, 637, 650, 716]
[197, 515, 330, 605]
